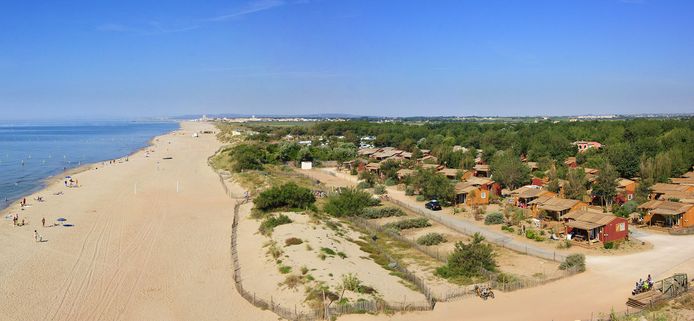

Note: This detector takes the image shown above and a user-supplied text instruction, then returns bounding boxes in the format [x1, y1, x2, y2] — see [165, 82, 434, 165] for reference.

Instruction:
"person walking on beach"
[42, 217, 46, 227]
[13, 214, 17, 226]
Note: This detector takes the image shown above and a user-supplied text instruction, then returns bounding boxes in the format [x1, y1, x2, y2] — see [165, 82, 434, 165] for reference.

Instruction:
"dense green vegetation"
[323, 188, 378, 217]
[254, 182, 316, 211]
[236, 119, 693, 180]
[407, 168, 456, 202]
[436, 233, 497, 279]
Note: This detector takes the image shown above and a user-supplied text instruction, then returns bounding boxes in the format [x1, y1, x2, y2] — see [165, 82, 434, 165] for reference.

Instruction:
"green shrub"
[557, 240, 572, 249]
[525, 230, 537, 239]
[278, 265, 292, 274]
[484, 212, 504, 225]
[405, 186, 415, 196]
[259, 214, 292, 235]
[341, 273, 361, 292]
[559, 254, 586, 272]
[360, 207, 405, 219]
[373, 185, 387, 195]
[436, 233, 496, 278]
[254, 182, 316, 212]
[383, 218, 431, 231]
[323, 188, 375, 217]
[285, 237, 303, 246]
[415, 195, 426, 202]
[227, 144, 268, 172]
[501, 225, 515, 233]
[384, 178, 397, 186]
[337, 251, 347, 259]
[320, 247, 336, 256]
[604, 242, 614, 249]
[416, 233, 447, 246]
[356, 181, 372, 189]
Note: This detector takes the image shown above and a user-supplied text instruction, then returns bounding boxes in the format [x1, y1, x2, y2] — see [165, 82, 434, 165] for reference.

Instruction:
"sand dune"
[0, 122, 277, 321]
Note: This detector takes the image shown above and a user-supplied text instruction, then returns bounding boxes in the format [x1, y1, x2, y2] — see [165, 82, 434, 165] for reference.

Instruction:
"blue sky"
[0, 0, 693, 119]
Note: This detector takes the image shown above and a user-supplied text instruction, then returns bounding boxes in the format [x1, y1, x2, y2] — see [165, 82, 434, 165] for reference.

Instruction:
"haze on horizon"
[1, 0, 693, 120]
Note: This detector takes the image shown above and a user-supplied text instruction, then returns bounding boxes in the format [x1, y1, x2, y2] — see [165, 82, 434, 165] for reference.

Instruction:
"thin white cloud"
[97, 0, 308, 35]
[204, 0, 286, 22]
[96, 22, 199, 35]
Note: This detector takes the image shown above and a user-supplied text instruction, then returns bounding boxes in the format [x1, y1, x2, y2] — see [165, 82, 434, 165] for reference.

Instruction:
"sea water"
[0, 121, 179, 210]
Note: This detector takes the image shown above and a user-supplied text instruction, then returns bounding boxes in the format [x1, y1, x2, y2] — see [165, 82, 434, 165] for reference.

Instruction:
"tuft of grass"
[337, 251, 347, 259]
[320, 247, 337, 256]
[267, 242, 283, 259]
[278, 265, 292, 274]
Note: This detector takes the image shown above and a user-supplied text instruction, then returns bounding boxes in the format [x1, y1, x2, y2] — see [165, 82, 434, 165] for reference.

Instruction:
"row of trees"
[243, 119, 693, 180]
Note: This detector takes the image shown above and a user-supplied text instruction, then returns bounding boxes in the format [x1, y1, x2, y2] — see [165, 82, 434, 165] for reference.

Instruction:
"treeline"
[220, 140, 357, 172]
[242, 119, 694, 179]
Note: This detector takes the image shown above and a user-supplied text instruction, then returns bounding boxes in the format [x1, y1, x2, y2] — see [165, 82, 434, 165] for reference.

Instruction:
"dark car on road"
[425, 200, 442, 211]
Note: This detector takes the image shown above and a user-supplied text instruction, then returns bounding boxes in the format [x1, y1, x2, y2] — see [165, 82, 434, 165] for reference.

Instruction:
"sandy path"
[0, 122, 276, 321]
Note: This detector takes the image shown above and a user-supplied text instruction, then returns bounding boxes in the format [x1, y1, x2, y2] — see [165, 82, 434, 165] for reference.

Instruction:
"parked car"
[425, 200, 442, 211]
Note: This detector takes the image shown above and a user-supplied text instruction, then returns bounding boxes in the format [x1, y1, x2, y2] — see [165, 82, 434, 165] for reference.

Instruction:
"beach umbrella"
[57, 217, 67, 225]
[65, 176, 71, 179]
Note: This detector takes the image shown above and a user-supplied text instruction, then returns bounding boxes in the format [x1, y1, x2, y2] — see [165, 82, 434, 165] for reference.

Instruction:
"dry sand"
[0, 122, 277, 321]
[236, 207, 429, 313]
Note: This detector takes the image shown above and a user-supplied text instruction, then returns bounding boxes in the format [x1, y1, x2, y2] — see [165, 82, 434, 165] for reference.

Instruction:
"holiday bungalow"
[649, 183, 694, 201]
[364, 162, 381, 173]
[473, 164, 491, 177]
[455, 177, 494, 206]
[532, 196, 588, 220]
[396, 168, 414, 180]
[511, 186, 555, 208]
[573, 141, 602, 153]
[418, 155, 438, 164]
[563, 209, 628, 246]
[371, 148, 403, 161]
[438, 167, 459, 180]
[670, 171, 694, 186]
[616, 178, 638, 203]
[564, 157, 578, 168]
[358, 148, 379, 157]
[638, 200, 694, 229]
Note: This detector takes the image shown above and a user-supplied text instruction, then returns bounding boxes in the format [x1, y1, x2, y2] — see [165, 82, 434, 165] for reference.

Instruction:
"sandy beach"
[0, 122, 277, 321]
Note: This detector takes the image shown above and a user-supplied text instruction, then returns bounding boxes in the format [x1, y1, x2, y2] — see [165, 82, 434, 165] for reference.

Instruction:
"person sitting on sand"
[34, 230, 42, 242]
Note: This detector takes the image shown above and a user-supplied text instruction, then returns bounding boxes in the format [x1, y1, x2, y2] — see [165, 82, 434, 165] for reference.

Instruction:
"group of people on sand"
[64, 178, 78, 188]
[12, 213, 25, 227]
